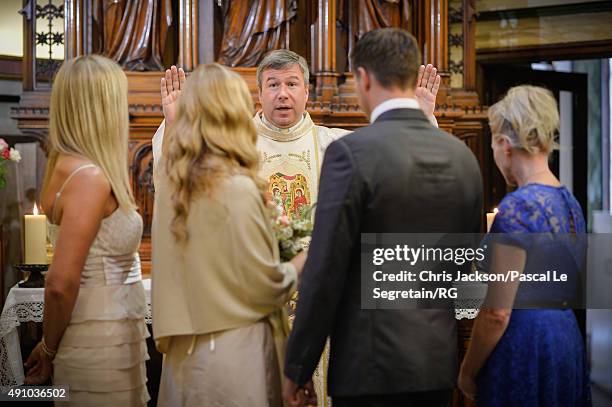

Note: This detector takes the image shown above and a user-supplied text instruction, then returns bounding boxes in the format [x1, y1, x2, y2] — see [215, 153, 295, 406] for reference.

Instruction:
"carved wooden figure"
[92, 0, 174, 71]
[355, 0, 413, 35]
[217, 0, 298, 67]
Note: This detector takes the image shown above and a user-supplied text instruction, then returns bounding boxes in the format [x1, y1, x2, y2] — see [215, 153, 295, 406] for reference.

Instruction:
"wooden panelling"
[476, 0, 609, 12]
[476, 11, 612, 50]
[0, 56, 22, 80]
[477, 39, 612, 63]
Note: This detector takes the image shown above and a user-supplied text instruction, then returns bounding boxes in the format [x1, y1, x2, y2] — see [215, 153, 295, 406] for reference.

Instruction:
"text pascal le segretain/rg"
[372, 270, 568, 283]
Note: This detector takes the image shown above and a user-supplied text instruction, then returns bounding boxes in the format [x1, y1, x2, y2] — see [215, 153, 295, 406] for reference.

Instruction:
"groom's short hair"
[257, 49, 310, 90]
[351, 28, 421, 90]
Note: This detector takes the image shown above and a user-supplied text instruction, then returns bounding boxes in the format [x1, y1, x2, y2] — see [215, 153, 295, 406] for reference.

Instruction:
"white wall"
[0, 0, 22, 57]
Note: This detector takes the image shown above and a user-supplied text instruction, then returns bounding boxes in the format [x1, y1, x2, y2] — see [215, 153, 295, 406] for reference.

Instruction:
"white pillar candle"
[25, 203, 47, 264]
[486, 208, 498, 233]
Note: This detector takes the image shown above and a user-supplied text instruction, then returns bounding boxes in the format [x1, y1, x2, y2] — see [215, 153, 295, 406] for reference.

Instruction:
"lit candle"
[486, 207, 498, 233]
[25, 203, 48, 264]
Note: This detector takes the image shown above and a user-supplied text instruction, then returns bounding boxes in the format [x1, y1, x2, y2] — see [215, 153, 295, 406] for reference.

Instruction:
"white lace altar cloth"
[0, 279, 152, 388]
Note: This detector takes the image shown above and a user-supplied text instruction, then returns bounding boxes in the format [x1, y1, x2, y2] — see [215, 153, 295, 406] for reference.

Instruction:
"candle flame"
[493, 207, 498, 214]
[33, 203, 39, 216]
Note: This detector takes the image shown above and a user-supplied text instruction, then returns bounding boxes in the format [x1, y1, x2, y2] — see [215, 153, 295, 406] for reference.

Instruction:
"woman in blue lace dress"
[458, 85, 591, 406]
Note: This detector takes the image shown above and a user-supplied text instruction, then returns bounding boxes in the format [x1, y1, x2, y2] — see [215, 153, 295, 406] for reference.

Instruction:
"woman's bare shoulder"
[52, 155, 110, 198]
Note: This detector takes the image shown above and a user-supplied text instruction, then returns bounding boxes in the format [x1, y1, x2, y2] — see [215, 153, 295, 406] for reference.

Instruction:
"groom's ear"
[357, 67, 370, 91]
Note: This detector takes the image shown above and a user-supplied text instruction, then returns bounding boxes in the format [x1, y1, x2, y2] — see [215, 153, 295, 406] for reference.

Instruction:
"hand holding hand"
[303, 380, 317, 406]
[283, 377, 317, 407]
[283, 376, 304, 407]
[160, 65, 186, 126]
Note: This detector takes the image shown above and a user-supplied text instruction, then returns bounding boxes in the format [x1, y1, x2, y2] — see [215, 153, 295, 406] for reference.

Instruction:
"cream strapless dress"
[48, 208, 150, 406]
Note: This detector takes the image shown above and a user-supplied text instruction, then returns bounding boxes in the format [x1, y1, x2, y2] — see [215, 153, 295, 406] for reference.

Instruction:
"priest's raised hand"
[160, 65, 186, 125]
[415, 63, 441, 118]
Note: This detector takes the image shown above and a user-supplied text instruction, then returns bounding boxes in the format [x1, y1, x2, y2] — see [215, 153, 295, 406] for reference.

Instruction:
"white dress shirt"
[370, 97, 438, 127]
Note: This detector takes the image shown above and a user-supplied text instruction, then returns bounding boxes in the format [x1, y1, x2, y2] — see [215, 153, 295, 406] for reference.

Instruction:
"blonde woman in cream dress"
[24, 55, 149, 406]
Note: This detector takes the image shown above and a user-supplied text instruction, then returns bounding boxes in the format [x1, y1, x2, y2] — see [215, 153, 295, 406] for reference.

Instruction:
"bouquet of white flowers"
[0, 138, 21, 189]
[270, 200, 315, 262]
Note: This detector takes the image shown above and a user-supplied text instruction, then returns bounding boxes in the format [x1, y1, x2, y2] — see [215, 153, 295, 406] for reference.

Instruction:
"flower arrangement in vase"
[0, 138, 21, 188]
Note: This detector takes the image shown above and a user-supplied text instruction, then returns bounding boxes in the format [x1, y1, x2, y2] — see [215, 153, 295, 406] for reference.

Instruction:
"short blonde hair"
[44, 55, 136, 210]
[488, 85, 559, 155]
[165, 63, 264, 244]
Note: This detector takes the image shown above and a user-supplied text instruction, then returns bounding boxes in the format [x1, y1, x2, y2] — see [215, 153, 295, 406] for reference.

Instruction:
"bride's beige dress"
[47, 164, 150, 406]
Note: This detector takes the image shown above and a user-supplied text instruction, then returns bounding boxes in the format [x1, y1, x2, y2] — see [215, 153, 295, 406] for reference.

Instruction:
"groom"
[282, 29, 483, 407]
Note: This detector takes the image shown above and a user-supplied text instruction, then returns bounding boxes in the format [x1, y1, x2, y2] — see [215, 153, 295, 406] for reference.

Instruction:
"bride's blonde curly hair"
[165, 63, 265, 243]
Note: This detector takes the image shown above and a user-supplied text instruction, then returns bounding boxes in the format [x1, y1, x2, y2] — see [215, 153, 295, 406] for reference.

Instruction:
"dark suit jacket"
[284, 108, 483, 397]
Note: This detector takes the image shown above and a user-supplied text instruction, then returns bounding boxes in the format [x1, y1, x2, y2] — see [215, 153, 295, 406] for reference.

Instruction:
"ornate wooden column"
[18, 0, 35, 91]
[312, 0, 338, 102]
[409, 0, 452, 107]
[178, 0, 198, 70]
[64, 0, 88, 60]
[416, 0, 451, 106]
[419, 0, 449, 80]
[462, 0, 477, 91]
[430, 0, 449, 73]
[198, 0, 215, 64]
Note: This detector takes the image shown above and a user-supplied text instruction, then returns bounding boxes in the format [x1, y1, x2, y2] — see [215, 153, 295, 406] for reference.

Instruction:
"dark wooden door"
[480, 65, 589, 221]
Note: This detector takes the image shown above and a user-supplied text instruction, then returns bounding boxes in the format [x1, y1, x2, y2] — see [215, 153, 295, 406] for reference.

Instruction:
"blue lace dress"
[476, 184, 591, 407]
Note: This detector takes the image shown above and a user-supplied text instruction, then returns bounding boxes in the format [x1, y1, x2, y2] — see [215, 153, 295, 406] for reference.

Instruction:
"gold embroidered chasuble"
[254, 111, 349, 217]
